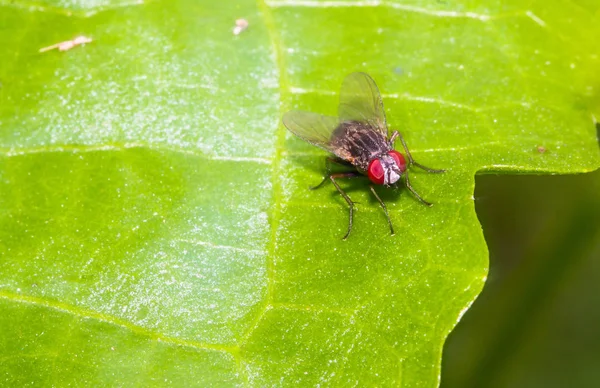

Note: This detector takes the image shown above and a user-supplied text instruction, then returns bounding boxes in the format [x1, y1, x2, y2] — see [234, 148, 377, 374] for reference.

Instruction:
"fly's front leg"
[404, 173, 433, 207]
[311, 157, 355, 190]
[330, 172, 361, 240]
[393, 131, 446, 174]
[370, 186, 395, 236]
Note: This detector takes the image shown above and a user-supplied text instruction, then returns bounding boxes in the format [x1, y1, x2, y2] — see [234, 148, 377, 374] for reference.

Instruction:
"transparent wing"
[338, 72, 388, 137]
[282, 110, 340, 152]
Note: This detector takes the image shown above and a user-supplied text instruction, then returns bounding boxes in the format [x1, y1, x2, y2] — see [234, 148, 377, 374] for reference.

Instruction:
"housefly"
[283, 72, 445, 240]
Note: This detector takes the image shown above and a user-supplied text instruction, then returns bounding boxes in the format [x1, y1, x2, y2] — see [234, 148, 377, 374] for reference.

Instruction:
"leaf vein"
[266, 0, 493, 21]
[174, 239, 267, 255]
[0, 143, 271, 164]
[0, 0, 148, 18]
[0, 290, 238, 356]
[235, 0, 289, 349]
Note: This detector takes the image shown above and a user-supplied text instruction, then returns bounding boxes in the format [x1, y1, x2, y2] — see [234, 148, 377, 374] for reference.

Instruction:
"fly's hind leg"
[311, 157, 361, 239]
[370, 186, 394, 236]
[329, 172, 361, 240]
[311, 157, 355, 190]
[390, 130, 445, 173]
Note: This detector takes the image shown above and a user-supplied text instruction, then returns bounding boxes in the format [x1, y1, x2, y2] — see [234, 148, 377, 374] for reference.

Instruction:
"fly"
[283, 72, 445, 240]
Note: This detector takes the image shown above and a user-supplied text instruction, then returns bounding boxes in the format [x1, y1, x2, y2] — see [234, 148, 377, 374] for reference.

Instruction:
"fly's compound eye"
[367, 158, 385, 185]
[388, 150, 407, 172]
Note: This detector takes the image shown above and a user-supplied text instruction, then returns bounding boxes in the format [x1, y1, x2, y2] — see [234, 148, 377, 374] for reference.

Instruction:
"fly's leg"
[330, 172, 361, 240]
[311, 157, 356, 190]
[388, 131, 400, 146]
[370, 186, 394, 236]
[404, 173, 433, 207]
[311, 157, 361, 239]
[391, 130, 446, 173]
[391, 131, 441, 207]
[311, 175, 329, 190]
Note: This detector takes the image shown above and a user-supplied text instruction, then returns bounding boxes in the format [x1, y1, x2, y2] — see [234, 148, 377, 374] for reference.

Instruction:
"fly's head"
[367, 150, 407, 186]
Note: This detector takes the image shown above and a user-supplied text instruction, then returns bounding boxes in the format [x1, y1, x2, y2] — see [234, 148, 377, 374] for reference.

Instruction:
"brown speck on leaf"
[233, 19, 249, 35]
[537, 145, 547, 153]
[39, 36, 92, 53]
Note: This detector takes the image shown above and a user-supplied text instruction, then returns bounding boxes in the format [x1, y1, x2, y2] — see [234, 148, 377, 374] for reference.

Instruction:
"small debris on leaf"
[39, 36, 92, 53]
[537, 145, 547, 153]
[233, 19, 249, 35]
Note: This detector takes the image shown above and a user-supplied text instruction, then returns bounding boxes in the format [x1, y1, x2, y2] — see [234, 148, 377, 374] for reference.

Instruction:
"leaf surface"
[0, 0, 599, 386]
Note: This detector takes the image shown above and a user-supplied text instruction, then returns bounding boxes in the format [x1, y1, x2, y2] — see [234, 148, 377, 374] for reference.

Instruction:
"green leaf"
[0, 0, 598, 386]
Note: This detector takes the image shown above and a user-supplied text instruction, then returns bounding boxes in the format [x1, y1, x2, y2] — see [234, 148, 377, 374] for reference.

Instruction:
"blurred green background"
[442, 166, 600, 387]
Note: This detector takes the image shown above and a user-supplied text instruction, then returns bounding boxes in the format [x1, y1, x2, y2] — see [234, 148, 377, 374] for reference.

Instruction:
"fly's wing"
[282, 110, 340, 153]
[338, 72, 388, 137]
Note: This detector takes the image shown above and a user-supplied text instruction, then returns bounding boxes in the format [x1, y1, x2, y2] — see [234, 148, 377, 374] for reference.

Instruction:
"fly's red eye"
[388, 150, 407, 172]
[367, 159, 385, 185]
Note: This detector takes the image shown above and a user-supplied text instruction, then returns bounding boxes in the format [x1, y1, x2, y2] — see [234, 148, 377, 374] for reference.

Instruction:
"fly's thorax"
[330, 121, 390, 171]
